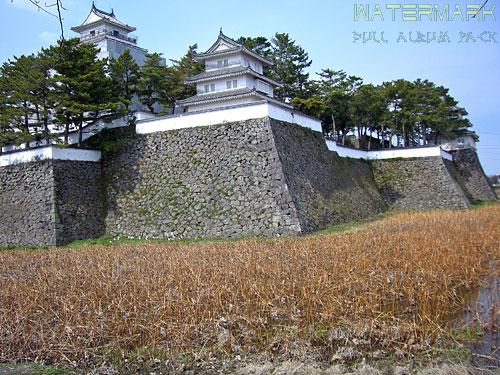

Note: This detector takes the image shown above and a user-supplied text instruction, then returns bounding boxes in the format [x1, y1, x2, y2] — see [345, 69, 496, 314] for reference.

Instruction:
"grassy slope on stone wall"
[0, 205, 498, 372]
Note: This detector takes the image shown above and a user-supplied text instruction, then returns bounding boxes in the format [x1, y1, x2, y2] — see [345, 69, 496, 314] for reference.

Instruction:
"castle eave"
[185, 66, 283, 88]
[194, 47, 273, 66]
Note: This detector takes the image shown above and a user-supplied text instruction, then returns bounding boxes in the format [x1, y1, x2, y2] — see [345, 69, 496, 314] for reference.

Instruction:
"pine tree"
[137, 53, 169, 113]
[237, 36, 271, 57]
[47, 38, 120, 146]
[268, 33, 312, 101]
[0, 55, 39, 147]
[109, 49, 140, 110]
[166, 44, 204, 114]
[0, 74, 18, 152]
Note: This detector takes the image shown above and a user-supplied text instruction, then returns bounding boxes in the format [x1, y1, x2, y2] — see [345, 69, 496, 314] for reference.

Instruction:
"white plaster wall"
[440, 136, 477, 151]
[267, 104, 323, 133]
[187, 97, 261, 113]
[325, 140, 453, 161]
[0, 147, 101, 167]
[205, 52, 241, 70]
[138, 101, 323, 135]
[104, 39, 148, 65]
[205, 53, 263, 73]
[196, 74, 246, 94]
[137, 102, 270, 134]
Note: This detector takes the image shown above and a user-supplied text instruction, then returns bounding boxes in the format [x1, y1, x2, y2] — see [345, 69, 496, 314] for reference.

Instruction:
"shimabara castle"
[0, 4, 496, 248]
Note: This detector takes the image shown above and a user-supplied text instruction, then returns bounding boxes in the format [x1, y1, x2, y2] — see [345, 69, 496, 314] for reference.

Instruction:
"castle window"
[90, 30, 95, 36]
[226, 81, 232, 89]
[232, 79, 237, 88]
[204, 84, 209, 93]
[224, 59, 228, 67]
[210, 83, 215, 92]
[217, 60, 222, 68]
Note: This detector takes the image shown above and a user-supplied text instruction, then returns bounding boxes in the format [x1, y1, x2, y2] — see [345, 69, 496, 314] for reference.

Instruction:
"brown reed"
[0, 205, 498, 365]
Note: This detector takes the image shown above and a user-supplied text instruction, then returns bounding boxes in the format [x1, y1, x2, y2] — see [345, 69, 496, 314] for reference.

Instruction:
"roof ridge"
[92, 2, 115, 18]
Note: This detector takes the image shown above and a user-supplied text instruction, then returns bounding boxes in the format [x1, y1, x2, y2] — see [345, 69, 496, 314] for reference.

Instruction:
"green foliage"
[0, 31, 474, 153]
[237, 36, 272, 57]
[109, 49, 140, 110]
[0, 52, 58, 148]
[137, 52, 170, 113]
[268, 32, 312, 101]
[166, 44, 204, 113]
[44, 38, 123, 146]
[85, 125, 135, 152]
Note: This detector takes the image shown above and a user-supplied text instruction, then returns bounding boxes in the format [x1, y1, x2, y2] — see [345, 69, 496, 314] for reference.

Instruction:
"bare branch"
[10, 0, 65, 40]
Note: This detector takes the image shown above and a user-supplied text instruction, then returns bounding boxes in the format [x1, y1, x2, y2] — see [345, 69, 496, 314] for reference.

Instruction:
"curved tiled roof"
[193, 31, 273, 66]
[177, 88, 256, 106]
[72, 3, 135, 32]
[185, 65, 283, 88]
[177, 88, 293, 110]
[186, 66, 248, 82]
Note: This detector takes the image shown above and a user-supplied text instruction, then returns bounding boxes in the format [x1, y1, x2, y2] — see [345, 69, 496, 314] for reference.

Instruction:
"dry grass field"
[0, 205, 498, 372]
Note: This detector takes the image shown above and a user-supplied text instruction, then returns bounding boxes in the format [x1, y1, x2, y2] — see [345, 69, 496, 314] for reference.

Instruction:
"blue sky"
[1, 0, 499, 174]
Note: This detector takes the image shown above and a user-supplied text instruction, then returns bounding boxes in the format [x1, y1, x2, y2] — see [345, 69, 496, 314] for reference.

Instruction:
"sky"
[1, 0, 499, 175]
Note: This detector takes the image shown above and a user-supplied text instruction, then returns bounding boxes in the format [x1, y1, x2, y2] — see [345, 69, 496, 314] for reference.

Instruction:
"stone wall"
[102, 118, 302, 239]
[270, 120, 386, 232]
[1, 117, 496, 248]
[0, 160, 103, 248]
[52, 160, 105, 245]
[447, 149, 497, 202]
[102, 118, 387, 239]
[371, 157, 471, 211]
[0, 161, 57, 248]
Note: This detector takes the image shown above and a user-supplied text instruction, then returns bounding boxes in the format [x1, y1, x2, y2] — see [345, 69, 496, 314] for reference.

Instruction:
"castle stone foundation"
[0, 117, 495, 248]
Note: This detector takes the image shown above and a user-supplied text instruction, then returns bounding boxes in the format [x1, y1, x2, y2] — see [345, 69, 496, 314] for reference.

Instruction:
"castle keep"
[0, 7, 496, 248]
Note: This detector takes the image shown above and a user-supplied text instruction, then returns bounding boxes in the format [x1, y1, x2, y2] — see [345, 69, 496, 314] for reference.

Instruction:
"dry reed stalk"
[0, 205, 498, 364]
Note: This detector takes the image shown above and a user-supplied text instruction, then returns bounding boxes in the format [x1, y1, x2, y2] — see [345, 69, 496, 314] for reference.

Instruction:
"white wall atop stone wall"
[325, 140, 453, 161]
[137, 101, 323, 134]
[0, 146, 101, 167]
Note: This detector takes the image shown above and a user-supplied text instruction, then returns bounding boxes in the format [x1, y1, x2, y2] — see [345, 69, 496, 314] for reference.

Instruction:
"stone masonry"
[102, 118, 302, 239]
[270, 119, 386, 232]
[0, 159, 104, 247]
[0, 117, 496, 247]
[371, 157, 471, 210]
[0, 161, 58, 248]
[447, 149, 497, 202]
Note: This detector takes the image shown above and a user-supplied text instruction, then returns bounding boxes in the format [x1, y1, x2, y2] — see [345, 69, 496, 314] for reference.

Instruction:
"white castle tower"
[178, 30, 291, 113]
[71, 2, 149, 65]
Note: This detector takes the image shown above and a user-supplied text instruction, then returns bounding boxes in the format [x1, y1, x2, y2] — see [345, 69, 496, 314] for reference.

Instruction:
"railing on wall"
[80, 30, 137, 44]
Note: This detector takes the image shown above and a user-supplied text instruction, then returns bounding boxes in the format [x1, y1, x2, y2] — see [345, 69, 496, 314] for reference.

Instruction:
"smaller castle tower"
[71, 2, 149, 65]
[179, 30, 290, 113]
[428, 128, 479, 151]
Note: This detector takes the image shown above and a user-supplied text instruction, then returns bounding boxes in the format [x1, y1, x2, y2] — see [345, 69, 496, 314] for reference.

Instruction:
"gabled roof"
[71, 3, 136, 33]
[185, 65, 283, 87]
[206, 29, 242, 53]
[194, 30, 273, 66]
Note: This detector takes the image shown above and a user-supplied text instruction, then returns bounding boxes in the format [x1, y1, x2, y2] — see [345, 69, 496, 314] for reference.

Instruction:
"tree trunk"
[23, 100, 30, 148]
[78, 113, 84, 147]
[64, 116, 70, 145]
[331, 115, 336, 140]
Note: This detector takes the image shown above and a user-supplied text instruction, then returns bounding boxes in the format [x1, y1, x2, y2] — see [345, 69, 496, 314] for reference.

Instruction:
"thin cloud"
[38, 30, 58, 45]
